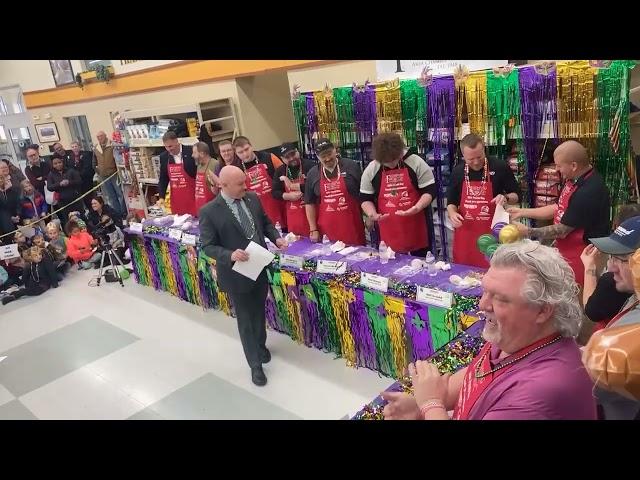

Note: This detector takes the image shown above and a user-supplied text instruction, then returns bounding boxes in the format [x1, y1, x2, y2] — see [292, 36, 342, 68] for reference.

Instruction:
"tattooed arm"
[525, 223, 575, 241]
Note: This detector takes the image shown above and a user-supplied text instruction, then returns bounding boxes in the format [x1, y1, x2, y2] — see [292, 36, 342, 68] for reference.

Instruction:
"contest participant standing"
[158, 131, 197, 216]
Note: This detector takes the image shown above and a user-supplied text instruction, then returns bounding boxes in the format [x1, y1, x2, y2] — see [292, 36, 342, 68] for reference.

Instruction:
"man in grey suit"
[199, 166, 288, 386]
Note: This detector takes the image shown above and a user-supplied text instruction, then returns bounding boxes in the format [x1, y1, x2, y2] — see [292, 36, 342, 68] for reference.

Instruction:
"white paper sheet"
[0, 356, 6, 363]
[491, 203, 510, 228]
[231, 241, 276, 281]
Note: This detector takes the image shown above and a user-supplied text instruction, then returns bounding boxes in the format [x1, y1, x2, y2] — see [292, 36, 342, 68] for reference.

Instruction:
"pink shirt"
[468, 337, 597, 420]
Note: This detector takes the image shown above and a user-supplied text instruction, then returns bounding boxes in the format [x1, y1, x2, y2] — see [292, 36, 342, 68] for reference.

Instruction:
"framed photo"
[35, 122, 60, 143]
[49, 60, 75, 87]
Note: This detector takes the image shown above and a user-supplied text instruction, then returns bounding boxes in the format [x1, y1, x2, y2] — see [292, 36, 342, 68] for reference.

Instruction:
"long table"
[126, 229, 485, 379]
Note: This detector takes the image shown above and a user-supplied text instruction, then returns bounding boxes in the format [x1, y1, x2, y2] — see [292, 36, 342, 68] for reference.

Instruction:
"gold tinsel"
[556, 61, 598, 140]
[375, 79, 403, 135]
[456, 71, 488, 137]
[313, 88, 339, 144]
[384, 296, 409, 378]
[281, 270, 304, 343]
[330, 284, 357, 367]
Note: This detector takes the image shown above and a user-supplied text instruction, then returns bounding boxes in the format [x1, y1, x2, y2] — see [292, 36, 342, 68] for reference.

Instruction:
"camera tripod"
[96, 243, 126, 287]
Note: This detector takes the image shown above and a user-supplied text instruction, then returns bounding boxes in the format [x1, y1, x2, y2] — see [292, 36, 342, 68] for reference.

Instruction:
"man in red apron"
[158, 131, 197, 216]
[360, 132, 436, 256]
[272, 143, 314, 236]
[510, 140, 610, 286]
[232, 136, 286, 228]
[448, 134, 520, 268]
[192, 142, 220, 216]
[304, 138, 365, 246]
[381, 241, 596, 420]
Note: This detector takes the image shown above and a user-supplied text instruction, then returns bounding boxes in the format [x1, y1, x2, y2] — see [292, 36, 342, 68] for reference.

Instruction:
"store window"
[83, 60, 112, 70]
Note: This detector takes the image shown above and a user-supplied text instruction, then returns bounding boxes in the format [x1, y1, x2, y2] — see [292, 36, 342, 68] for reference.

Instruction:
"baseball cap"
[280, 143, 297, 156]
[315, 138, 335, 153]
[589, 216, 640, 255]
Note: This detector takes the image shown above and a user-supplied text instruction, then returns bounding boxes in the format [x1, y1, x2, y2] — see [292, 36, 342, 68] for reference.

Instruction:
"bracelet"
[310, 229, 319, 233]
[421, 405, 446, 419]
[419, 400, 445, 418]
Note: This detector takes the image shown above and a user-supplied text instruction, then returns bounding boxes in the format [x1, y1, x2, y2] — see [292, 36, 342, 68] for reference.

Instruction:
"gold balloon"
[498, 224, 521, 244]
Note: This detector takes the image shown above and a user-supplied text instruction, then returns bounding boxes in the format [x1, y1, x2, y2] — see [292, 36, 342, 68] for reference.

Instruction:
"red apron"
[245, 162, 284, 226]
[453, 179, 495, 268]
[168, 162, 196, 216]
[553, 170, 593, 287]
[377, 166, 429, 253]
[317, 167, 365, 246]
[194, 164, 216, 215]
[452, 334, 561, 420]
[284, 174, 310, 236]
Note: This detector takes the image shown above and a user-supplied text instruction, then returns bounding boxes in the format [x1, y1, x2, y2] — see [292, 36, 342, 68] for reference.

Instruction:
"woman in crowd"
[46, 156, 84, 227]
[0, 168, 21, 239]
[19, 179, 48, 231]
[87, 196, 122, 233]
[0, 158, 26, 195]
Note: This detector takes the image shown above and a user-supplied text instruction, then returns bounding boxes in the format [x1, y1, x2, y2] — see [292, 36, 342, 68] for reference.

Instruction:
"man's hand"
[231, 249, 249, 262]
[507, 206, 524, 221]
[581, 244, 602, 270]
[11, 216, 20, 223]
[449, 211, 464, 228]
[275, 238, 288, 249]
[380, 391, 421, 420]
[36, 177, 43, 181]
[513, 222, 529, 237]
[369, 212, 390, 222]
[309, 230, 320, 243]
[284, 191, 303, 202]
[60, 179, 69, 187]
[409, 361, 450, 409]
[40, 212, 47, 218]
[395, 205, 419, 217]
[491, 194, 506, 206]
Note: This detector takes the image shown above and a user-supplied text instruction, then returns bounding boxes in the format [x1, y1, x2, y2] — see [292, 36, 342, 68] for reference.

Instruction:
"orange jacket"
[66, 231, 96, 263]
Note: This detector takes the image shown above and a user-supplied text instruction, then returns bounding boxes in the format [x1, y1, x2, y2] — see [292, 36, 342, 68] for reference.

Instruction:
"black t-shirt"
[447, 156, 521, 207]
[584, 272, 631, 323]
[559, 169, 610, 241]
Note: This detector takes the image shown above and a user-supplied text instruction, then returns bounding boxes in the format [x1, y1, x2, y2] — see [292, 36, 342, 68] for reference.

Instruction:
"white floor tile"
[20, 367, 146, 420]
[0, 384, 15, 407]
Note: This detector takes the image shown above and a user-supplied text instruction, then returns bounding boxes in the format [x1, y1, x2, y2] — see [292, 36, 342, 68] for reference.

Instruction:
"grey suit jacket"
[199, 191, 279, 294]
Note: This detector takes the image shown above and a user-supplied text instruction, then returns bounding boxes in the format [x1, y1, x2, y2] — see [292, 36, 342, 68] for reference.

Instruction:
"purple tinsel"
[305, 93, 318, 156]
[144, 238, 162, 291]
[265, 292, 281, 332]
[353, 83, 377, 167]
[428, 76, 456, 261]
[295, 271, 323, 349]
[350, 289, 378, 371]
[403, 300, 434, 362]
[168, 243, 188, 301]
[519, 66, 558, 203]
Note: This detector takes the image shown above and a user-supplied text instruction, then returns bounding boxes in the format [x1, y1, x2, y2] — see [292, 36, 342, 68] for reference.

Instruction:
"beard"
[481, 313, 502, 345]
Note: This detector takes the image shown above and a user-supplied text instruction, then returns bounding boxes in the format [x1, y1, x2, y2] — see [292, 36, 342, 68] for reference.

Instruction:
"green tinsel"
[151, 240, 171, 292]
[130, 237, 150, 286]
[400, 79, 424, 149]
[595, 60, 636, 216]
[291, 94, 308, 154]
[333, 86, 358, 159]
[311, 278, 342, 356]
[267, 270, 294, 337]
[363, 290, 396, 377]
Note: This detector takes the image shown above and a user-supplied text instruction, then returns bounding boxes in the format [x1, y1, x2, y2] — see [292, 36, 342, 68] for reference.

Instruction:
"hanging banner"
[376, 60, 509, 81]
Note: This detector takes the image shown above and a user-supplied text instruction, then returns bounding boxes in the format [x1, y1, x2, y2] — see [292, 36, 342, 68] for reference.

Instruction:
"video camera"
[94, 215, 117, 247]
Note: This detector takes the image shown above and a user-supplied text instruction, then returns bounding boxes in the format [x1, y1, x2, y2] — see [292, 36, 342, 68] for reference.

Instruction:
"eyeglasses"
[608, 254, 630, 264]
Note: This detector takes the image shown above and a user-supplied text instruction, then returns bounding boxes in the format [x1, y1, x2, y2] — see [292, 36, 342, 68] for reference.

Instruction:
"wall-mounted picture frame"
[35, 122, 60, 143]
[49, 60, 75, 87]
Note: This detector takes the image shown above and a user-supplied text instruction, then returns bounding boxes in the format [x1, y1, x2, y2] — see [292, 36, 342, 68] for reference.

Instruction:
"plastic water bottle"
[425, 251, 435, 264]
[322, 234, 331, 255]
[379, 241, 389, 264]
[275, 222, 282, 238]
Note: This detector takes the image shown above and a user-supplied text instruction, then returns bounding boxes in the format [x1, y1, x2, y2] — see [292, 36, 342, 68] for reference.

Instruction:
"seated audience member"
[581, 206, 640, 336]
[69, 211, 88, 232]
[46, 222, 67, 260]
[14, 230, 31, 255]
[87, 196, 122, 232]
[19, 180, 48, 230]
[382, 240, 596, 420]
[66, 220, 101, 269]
[0, 258, 23, 288]
[2, 246, 58, 305]
[32, 233, 69, 280]
[583, 219, 640, 419]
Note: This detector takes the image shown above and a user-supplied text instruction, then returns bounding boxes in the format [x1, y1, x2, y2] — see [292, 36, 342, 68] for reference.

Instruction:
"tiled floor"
[0, 267, 391, 420]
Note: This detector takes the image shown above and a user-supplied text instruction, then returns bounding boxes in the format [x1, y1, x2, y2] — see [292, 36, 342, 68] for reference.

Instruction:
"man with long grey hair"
[382, 240, 597, 420]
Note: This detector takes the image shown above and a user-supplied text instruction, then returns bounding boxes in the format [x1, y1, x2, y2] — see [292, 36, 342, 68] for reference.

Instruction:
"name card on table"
[129, 222, 143, 234]
[360, 272, 389, 293]
[316, 260, 347, 275]
[0, 243, 20, 260]
[280, 254, 304, 270]
[416, 286, 453, 308]
[168, 229, 183, 241]
[182, 233, 197, 246]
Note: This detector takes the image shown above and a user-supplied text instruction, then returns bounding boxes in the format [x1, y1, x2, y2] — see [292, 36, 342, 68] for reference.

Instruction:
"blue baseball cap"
[589, 216, 640, 255]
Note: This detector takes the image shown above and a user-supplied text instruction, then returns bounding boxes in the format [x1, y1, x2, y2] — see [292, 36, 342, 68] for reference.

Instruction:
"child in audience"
[2, 246, 58, 305]
[14, 230, 30, 255]
[33, 233, 69, 280]
[46, 221, 67, 259]
[68, 211, 87, 232]
[66, 220, 101, 269]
